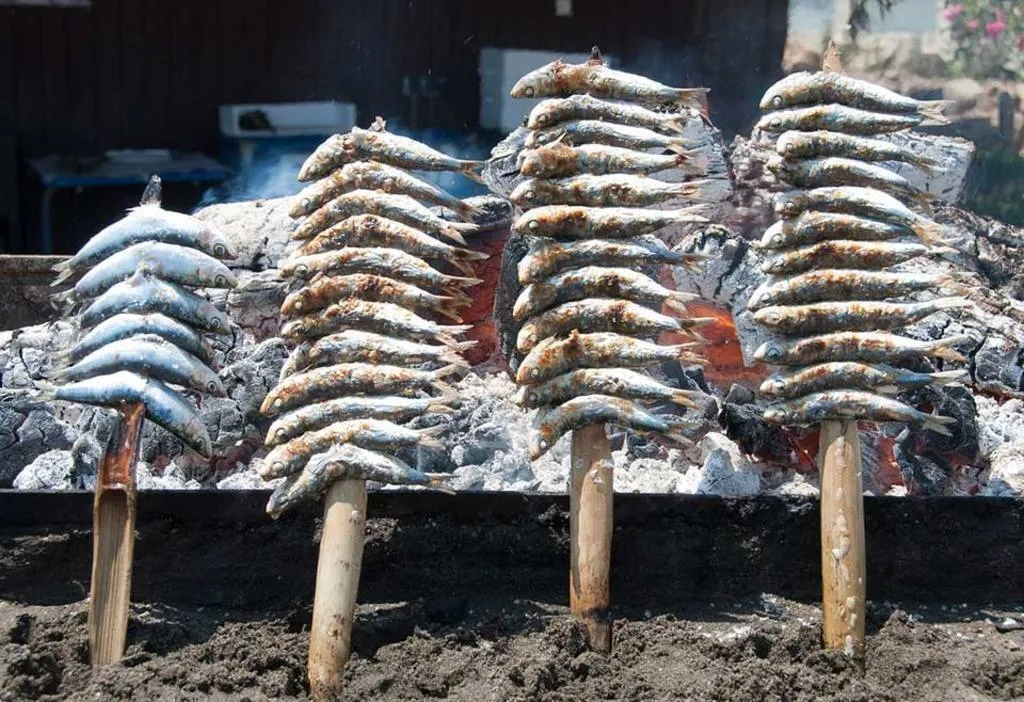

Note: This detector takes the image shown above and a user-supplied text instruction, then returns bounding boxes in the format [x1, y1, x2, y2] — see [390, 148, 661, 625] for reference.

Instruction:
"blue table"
[29, 153, 233, 254]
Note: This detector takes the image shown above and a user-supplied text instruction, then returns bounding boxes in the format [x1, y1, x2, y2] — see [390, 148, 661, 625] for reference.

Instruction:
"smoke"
[196, 118, 490, 209]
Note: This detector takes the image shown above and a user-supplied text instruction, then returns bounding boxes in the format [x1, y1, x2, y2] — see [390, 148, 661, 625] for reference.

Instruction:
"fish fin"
[454, 248, 490, 262]
[669, 389, 702, 410]
[50, 267, 76, 288]
[450, 259, 477, 277]
[680, 316, 717, 328]
[455, 200, 479, 221]
[930, 369, 969, 386]
[418, 423, 447, 440]
[663, 296, 693, 315]
[425, 474, 457, 494]
[439, 323, 473, 336]
[910, 218, 948, 247]
[51, 258, 71, 273]
[876, 385, 900, 395]
[139, 175, 163, 206]
[923, 413, 957, 436]
[675, 150, 710, 173]
[426, 401, 457, 415]
[927, 334, 970, 363]
[436, 307, 465, 323]
[451, 339, 478, 354]
[50, 289, 76, 313]
[458, 160, 487, 185]
[915, 153, 945, 177]
[447, 274, 483, 289]
[452, 221, 479, 235]
[675, 87, 710, 112]
[918, 100, 954, 126]
[663, 114, 688, 135]
[431, 363, 465, 381]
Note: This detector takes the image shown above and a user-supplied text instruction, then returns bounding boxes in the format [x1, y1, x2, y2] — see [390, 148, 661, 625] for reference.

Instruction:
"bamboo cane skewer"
[818, 419, 867, 662]
[308, 477, 368, 700]
[569, 423, 614, 653]
[88, 401, 145, 665]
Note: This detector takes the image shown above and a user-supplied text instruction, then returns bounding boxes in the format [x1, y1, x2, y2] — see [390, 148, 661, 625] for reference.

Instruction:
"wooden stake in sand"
[818, 420, 866, 661]
[88, 401, 145, 665]
[308, 478, 368, 700]
[569, 423, 614, 653]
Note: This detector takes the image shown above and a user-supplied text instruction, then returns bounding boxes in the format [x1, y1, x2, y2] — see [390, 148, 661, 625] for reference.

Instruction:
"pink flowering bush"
[944, 1, 1024, 78]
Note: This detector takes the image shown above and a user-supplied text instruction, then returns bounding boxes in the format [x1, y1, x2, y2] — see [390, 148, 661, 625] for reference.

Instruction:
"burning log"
[502, 46, 723, 652]
[38, 175, 238, 664]
[267, 120, 480, 697]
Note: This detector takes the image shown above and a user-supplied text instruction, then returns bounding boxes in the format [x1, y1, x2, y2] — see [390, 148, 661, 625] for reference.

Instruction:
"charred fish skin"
[47, 371, 212, 456]
[519, 141, 705, 179]
[67, 312, 215, 366]
[763, 390, 957, 435]
[760, 71, 951, 122]
[300, 329, 469, 370]
[265, 395, 456, 447]
[293, 214, 488, 274]
[292, 189, 475, 243]
[752, 298, 970, 335]
[259, 362, 461, 417]
[52, 334, 225, 396]
[289, 160, 476, 219]
[774, 186, 947, 246]
[70, 241, 237, 299]
[518, 236, 704, 285]
[267, 444, 440, 518]
[757, 104, 929, 135]
[753, 332, 970, 367]
[775, 131, 940, 173]
[78, 272, 232, 334]
[260, 419, 443, 479]
[766, 155, 928, 205]
[515, 368, 703, 410]
[759, 362, 968, 400]
[281, 247, 480, 294]
[760, 240, 951, 275]
[516, 331, 703, 386]
[281, 298, 469, 347]
[510, 59, 708, 109]
[297, 126, 485, 183]
[281, 273, 464, 320]
[510, 174, 712, 209]
[746, 269, 959, 311]
[53, 205, 235, 284]
[527, 94, 692, 133]
[513, 204, 707, 240]
[515, 298, 691, 354]
[530, 394, 689, 459]
[524, 119, 695, 152]
[513, 266, 696, 321]
[759, 212, 914, 250]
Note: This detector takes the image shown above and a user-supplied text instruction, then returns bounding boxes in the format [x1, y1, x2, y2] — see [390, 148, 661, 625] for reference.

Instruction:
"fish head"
[760, 221, 787, 248]
[512, 385, 535, 407]
[510, 60, 562, 98]
[752, 306, 784, 327]
[764, 154, 789, 179]
[758, 72, 805, 111]
[753, 340, 786, 365]
[259, 387, 287, 416]
[526, 99, 559, 129]
[758, 374, 786, 397]
[746, 285, 773, 311]
[509, 180, 543, 207]
[754, 112, 789, 133]
[761, 405, 786, 425]
[774, 190, 807, 218]
[774, 132, 802, 159]
[519, 151, 544, 177]
[528, 129, 564, 149]
[280, 318, 308, 341]
[197, 221, 237, 261]
[282, 258, 311, 279]
[528, 426, 555, 460]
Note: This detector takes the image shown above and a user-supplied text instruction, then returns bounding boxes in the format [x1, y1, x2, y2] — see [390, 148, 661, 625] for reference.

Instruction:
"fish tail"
[915, 152, 945, 176]
[436, 307, 465, 323]
[910, 217, 947, 247]
[668, 341, 705, 362]
[450, 259, 477, 277]
[446, 274, 484, 289]
[928, 245, 959, 258]
[50, 289, 77, 313]
[440, 227, 469, 247]
[680, 316, 717, 328]
[424, 473, 457, 494]
[933, 297, 971, 314]
[431, 363, 466, 381]
[428, 391, 459, 413]
[0, 383, 55, 407]
[675, 87, 710, 113]
[454, 199, 479, 221]
[430, 380, 457, 397]
[669, 389, 702, 410]
[664, 430, 696, 448]
[451, 338, 478, 354]
[418, 424, 447, 439]
[663, 114, 688, 134]
[679, 253, 709, 272]
[930, 369, 969, 386]
[926, 334, 970, 362]
[918, 100, 954, 126]
[910, 189, 936, 212]
[458, 160, 487, 185]
[50, 266, 76, 288]
[675, 150, 710, 173]
[923, 413, 957, 436]
[663, 294, 695, 315]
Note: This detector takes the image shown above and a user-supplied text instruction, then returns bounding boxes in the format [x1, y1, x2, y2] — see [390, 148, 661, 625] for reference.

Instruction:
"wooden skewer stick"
[569, 423, 614, 653]
[88, 401, 145, 665]
[818, 420, 867, 661]
[308, 477, 368, 700]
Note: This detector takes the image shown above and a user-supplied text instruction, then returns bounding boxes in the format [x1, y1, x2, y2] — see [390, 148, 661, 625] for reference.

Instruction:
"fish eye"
[771, 95, 783, 107]
[524, 190, 535, 201]
[273, 398, 282, 407]
[766, 348, 782, 362]
[295, 264, 309, 276]
[210, 318, 223, 329]
[214, 244, 227, 257]
[301, 198, 312, 209]
[540, 438, 548, 449]
[767, 311, 781, 323]
[528, 220, 539, 231]
[782, 201, 796, 215]
[769, 118, 781, 129]
[531, 368, 540, 378]
[272, 461, 285, 472]
[536, 115, 548, 125]
[524, 86, 535, 97]
[207, 381, 219, 393]
[215, 274, 228, 287]
[293, 301, 303, 311]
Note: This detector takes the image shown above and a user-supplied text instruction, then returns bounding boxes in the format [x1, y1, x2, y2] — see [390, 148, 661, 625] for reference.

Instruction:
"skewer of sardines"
[509, 46, 715, 458]
[750, 62, 967, 433]
[45, 175, 236, 457]
[262, 116, 486, 517]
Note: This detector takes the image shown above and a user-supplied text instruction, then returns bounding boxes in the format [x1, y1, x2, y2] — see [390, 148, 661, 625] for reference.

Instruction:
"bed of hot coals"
[2, 107, 1024, 498]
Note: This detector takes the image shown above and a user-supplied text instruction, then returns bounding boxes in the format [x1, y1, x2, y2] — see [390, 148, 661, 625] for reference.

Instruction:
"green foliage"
[964, 148, 1024, 225]
[943, 1, 1024, 79]
[847, 0, 900, 41]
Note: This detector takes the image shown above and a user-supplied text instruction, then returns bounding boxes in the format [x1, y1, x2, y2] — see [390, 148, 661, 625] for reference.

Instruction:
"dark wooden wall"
[0, 0, 787, 253]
